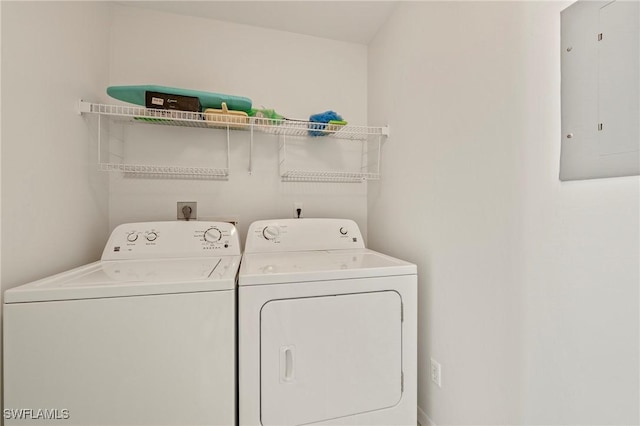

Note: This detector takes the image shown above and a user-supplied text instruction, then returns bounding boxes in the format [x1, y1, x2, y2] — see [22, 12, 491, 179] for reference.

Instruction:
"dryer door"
[260, 290, 402, 426]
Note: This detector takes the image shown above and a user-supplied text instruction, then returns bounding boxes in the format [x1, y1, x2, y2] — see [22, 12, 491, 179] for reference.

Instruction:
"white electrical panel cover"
[560, 0, 639, 180]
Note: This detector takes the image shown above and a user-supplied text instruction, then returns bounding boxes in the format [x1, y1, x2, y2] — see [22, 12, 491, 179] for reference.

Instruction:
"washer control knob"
[339, 227, 348, 235]
[127, 233, 138, 242]
[262, 226, 280, 241]
[145, 232, 158, 242]
[204, 227, 222, 243]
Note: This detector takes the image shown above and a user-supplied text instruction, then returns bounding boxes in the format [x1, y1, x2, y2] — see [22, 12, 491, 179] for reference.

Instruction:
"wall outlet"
[177, 202, 197, 221]
[430, 358, 442, 388]
[294, 202, 303, 219]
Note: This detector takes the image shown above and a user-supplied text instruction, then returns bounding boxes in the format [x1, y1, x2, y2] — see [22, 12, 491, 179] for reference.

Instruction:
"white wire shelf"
[98, 163, 229, 179]
[281, 170, 380, 183]
[80, 100, 387, 182]
[79, 101, 389, 140]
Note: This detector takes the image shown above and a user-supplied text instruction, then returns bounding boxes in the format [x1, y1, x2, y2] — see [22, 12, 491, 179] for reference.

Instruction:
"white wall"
[1, 1, 111, 289]
[519, 3, 639, 421]
[368, 2, 638, 425]
[1, 0, 112, 409]
[0, 0, 3, 411]
[107, 5, 369, 242]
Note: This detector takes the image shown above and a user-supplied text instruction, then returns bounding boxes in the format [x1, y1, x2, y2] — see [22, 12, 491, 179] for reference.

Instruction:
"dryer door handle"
[280, 346, 295, 383]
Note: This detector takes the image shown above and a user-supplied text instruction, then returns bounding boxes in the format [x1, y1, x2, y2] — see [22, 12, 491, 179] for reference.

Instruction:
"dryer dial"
[262, 226, 280, 241]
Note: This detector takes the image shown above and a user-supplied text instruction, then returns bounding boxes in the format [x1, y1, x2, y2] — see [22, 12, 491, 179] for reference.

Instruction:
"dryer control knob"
[204, 227, 222, 243]
[262, 226, 280, 241]
[339, 227, 348, 235]
[145, 232, 158, 242]
[127, 233, 138, 242]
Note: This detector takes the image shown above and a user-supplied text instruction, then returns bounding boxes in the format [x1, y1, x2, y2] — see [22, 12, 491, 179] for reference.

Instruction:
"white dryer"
[238, 218, 417, 426]
[3, 221, 240, 426]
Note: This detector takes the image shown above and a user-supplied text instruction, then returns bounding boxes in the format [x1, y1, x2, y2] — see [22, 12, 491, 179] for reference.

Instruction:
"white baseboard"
[418, 406, 436, 426]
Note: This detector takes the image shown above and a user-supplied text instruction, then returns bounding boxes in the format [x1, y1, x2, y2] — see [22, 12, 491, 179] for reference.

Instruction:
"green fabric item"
[248, 108, 285, 120]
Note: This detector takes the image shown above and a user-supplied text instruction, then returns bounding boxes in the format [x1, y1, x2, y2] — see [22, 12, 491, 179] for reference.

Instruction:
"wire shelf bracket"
[80, 100, 231, 180]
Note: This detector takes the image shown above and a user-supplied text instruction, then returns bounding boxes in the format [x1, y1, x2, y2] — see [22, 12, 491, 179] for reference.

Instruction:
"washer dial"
[204, 227, 222, 243]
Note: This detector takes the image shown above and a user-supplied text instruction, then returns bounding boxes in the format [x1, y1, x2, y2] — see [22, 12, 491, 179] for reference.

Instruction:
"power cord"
[182, 205, 193, 221]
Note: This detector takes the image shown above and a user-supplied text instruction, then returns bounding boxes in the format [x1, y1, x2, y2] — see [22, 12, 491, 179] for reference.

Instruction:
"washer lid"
[4, 256, 240, 303]
[238, 249, 416, 286]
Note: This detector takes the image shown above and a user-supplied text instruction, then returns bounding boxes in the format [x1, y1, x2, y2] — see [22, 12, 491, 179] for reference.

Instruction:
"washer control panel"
[102, 221, 240, 260]
[245, 218, 365, 253]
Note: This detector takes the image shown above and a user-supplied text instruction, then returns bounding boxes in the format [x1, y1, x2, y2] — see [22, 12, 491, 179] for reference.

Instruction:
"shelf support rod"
[97, 113, 102, 166]
[249, 122, 254, 175]
[376, 134, 382, 176]
[226, 126, 231, 176]
[279, 134, 287, 179]
[360, 138, 366, 173]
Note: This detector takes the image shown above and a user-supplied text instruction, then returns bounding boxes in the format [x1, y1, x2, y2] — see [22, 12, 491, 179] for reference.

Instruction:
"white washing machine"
[3, 221, 240, 426]
[238, 218, 417, 426]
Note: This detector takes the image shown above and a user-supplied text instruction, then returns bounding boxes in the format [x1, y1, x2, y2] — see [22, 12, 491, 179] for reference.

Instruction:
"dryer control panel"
[102, 221, 240, 260]
[245, 219, 365, 253]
